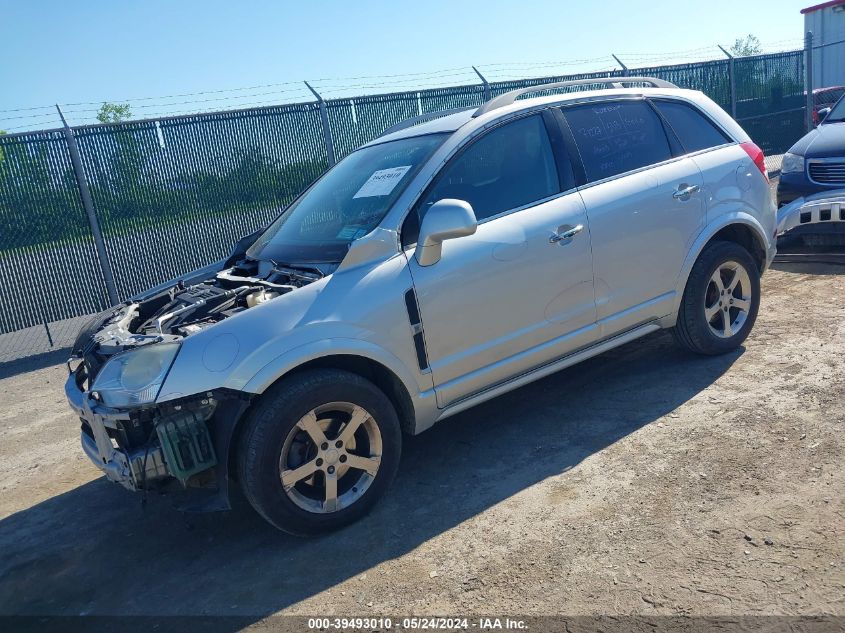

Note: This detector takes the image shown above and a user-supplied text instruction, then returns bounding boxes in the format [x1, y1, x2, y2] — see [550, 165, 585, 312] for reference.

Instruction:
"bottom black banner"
[1, 615, 842, 633]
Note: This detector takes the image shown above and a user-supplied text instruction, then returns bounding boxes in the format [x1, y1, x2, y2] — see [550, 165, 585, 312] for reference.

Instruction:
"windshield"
[248, 133, 447, 264]
[825, 95, 845, 123]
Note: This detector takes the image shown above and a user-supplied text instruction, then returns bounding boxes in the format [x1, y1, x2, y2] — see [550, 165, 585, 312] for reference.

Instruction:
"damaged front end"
[65, 257, 327, 509]
[66, 374, 231, 497]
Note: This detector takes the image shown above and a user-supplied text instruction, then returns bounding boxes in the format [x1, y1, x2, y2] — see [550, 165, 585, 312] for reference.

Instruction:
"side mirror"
[415, 199, 477, 267]
[818, 107, 831, 123]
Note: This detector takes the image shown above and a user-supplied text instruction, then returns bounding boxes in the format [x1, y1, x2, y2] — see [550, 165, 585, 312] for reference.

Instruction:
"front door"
[404, 113, 598, 408]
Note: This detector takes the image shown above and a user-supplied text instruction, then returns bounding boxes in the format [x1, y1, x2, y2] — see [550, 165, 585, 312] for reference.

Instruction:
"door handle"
[673, 184, 701, 200]
[549, 224, 583, 243]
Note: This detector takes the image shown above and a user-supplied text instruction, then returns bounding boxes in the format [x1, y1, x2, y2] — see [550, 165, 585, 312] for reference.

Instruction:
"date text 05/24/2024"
[307, 617, 527, 630]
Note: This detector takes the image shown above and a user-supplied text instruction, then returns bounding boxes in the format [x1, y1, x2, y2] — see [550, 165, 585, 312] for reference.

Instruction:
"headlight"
[91, 343, 180, 408]
[781, 153, 805, 174]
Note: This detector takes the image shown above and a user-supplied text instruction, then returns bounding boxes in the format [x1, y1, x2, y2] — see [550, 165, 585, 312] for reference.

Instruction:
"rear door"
[559, 99, 705, 336]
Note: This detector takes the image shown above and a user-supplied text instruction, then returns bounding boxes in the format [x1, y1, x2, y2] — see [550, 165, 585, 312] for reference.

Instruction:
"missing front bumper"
[67, 369, 217, 491]
[67, 372, 170, 491]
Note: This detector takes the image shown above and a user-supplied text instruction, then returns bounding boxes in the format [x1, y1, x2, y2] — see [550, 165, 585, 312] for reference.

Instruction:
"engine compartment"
[144, 259, 323, 336]
[74, 258, 327, 381]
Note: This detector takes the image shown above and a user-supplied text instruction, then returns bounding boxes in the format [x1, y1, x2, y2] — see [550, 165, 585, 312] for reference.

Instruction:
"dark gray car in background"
[776, 94, 845, 247]
[778, 94, 845, 206]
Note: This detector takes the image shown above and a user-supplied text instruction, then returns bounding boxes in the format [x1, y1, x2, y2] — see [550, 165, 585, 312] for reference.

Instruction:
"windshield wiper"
[270, 261, 325, 281]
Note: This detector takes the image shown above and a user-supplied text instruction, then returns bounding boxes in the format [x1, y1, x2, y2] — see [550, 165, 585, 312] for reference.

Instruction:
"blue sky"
[0, 0, 813, 131]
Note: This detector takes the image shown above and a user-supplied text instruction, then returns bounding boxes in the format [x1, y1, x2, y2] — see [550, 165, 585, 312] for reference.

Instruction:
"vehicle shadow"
[0, 348, 71, 381]
[772, 240, 845, 275]
[771, 260, 845, 275]
[0, 331, 740, 621]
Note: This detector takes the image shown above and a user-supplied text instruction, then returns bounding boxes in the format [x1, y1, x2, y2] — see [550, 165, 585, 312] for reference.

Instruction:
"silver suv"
[65, 78, 776, 534]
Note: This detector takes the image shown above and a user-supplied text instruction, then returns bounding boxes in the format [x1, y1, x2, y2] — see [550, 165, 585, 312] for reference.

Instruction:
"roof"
[369, 77, 679, 147]
[365, 86, 751, 158]
[368, 87, 693, 147]
[801, 0, 845, 14]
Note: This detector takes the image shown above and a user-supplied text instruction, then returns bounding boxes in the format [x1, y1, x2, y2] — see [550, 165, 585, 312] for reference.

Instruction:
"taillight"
[741, 142, 769, 182]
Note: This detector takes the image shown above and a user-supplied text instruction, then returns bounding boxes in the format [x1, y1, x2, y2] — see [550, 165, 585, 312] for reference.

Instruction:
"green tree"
[0, 129, 5, 162]
[96, 102, 132, 124]
[730, 34, 762, 57]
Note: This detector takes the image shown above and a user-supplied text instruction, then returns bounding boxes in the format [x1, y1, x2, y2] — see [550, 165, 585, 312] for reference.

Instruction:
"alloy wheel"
[704, 260, 753, 339]
[279, 402, 382, 513]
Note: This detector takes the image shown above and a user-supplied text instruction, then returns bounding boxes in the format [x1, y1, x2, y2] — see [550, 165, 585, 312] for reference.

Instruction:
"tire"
[672, 240, 761, 356]
[236, 369, 402, 535]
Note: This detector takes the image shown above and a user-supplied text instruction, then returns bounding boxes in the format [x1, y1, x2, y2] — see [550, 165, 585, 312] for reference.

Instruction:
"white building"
[803, 0, 845, 88]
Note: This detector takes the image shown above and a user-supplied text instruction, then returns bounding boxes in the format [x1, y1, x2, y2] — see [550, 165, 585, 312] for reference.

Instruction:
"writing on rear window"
[563, 101, 671, 182]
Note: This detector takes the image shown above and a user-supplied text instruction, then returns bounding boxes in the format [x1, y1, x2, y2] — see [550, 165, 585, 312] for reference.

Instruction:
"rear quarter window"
[651, 100, 731, 154]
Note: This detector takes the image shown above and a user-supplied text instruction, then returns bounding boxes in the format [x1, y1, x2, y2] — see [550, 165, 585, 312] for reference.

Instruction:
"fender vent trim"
[404, 289, 429, 371]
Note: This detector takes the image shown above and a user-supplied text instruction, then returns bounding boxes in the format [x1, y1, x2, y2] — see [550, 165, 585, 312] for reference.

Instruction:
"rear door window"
[561, 100, 673, 183]
[651, 100, 731, 153]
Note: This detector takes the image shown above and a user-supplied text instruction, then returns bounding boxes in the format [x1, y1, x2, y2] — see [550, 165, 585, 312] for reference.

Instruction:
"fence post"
[473, 66, 491, 101]
[717, 45, 737, 120]
[304, 81, 336, 166]
[55, 105, 119, 306]
[804, 31, 814, 132]
[612, 54, 629, 77]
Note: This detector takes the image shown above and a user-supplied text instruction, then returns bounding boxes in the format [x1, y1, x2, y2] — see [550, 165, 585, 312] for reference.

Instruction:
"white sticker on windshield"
[336, 226, 369, 240]
[353, 165, 412, 198]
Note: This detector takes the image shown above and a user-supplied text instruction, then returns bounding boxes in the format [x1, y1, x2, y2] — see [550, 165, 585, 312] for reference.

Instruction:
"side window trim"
[645, 99, 685, 158]
[541, 108, 577, 191]
[549, 107, 588, 187]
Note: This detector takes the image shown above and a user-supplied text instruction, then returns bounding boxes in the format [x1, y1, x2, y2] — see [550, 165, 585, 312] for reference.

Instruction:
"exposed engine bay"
[73, 258, 329, 379]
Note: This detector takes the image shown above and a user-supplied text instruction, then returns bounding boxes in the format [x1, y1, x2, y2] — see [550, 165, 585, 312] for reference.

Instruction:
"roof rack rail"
[472, 76, 679, 117]
[378, 106, 477, 138]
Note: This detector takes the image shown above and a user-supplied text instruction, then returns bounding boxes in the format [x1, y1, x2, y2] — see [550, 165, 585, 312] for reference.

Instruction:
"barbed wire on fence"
[1, 35, 835, 130]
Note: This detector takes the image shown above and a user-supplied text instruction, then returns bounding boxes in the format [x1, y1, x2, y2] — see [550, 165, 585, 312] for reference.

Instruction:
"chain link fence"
[0, 48, 809, 365]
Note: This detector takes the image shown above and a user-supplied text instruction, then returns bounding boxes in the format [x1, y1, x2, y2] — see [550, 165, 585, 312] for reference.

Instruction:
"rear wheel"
[237, 369, 402, 535]
[673, 241, 761, 355]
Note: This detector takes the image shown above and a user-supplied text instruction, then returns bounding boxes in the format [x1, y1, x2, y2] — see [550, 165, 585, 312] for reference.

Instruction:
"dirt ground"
[0, 261, 843, 622]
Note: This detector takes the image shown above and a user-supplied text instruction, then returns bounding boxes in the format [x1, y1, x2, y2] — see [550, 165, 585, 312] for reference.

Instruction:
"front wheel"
[672, 241, 761, 355]
[236, 369, 402, 535]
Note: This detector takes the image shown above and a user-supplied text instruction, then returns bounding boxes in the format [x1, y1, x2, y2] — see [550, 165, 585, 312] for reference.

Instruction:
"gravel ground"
[0, 260, 842, 621]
